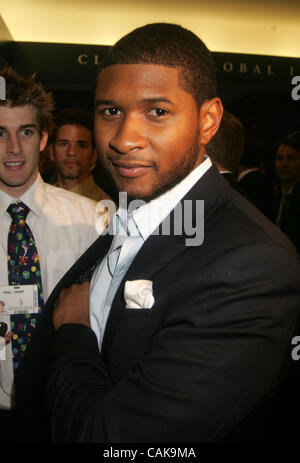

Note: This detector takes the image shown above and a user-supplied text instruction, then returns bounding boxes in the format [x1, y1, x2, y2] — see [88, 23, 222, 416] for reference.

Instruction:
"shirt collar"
[113, 200, 142, 239]
[237, 168, 260, 182]
[0, 173, 46, 219]
[282, 185, 295, 195]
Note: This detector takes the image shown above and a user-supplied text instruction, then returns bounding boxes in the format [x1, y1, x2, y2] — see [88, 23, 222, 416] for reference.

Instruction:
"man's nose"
[280, 157, 289, 167]
[67, 142, 76, 156]
[109, 115, 147, 154]
[7, 134, 22, 155]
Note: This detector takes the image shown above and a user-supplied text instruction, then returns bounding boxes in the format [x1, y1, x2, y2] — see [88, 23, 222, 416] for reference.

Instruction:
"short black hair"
[53, 107, 94, 146]
[99, 23, 217, 108]
[0, 66, 54, 133]
[207, 110, 245, 173]
[276, 131, 300, 154]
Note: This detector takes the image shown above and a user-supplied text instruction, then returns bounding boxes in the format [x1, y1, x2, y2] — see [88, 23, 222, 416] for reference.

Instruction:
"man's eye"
[0, 130, 5, 139]
[21, 128, 33, 137]
[103, 108, 120, 116]
[149, 108, 168, 117]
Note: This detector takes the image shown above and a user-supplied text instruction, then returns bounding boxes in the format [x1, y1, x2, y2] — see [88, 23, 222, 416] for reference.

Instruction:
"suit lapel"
[101, 164, 227, 360]
[46, 230, 113, 309]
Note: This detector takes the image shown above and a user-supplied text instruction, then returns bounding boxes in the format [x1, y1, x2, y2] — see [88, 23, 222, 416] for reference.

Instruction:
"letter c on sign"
[78, 54, 88, 65]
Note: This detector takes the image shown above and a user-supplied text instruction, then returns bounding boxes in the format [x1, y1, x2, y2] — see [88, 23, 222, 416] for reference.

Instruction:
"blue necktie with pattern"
[7, 201, 44, 372]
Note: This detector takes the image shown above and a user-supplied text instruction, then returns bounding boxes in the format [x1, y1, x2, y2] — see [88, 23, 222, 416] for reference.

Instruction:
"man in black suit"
[271, 131, 300, 254]
[237, 138, 273, 215]
[15, 23, 300, 443]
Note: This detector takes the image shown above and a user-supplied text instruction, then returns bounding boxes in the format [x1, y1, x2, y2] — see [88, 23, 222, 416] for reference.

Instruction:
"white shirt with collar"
[237, 167, 260, 182]
[89, 156, 212, 350]
[0, 173, 108, 409]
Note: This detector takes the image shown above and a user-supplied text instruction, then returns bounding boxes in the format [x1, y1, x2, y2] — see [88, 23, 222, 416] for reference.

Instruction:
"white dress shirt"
[0, 173, 108, 409]
[89, 156, 212, 350]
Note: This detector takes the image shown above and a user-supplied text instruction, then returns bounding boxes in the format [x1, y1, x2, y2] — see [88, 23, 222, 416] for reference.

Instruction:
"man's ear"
[90, 148, 98, 170]
[49, 144, 55, 162]
[39, 129, 48, 152]
[198, 97, 223, 145]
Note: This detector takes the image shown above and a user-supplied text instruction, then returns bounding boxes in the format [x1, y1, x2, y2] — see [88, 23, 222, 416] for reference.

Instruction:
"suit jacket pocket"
[119, 306, 155, 331]
[109, 309, 157, 380]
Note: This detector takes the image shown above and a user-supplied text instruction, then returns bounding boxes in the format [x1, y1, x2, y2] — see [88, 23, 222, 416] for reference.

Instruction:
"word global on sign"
[221, 61, 297, 77]
[77, 53, 299, 77]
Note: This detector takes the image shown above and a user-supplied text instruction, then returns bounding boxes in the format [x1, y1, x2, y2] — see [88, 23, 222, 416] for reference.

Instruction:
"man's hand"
[4, 331, 13, 343]
[53, 281, 91, 331]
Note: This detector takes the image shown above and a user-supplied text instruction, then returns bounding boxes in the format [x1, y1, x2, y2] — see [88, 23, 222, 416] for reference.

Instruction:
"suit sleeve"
[45, 239, 300, 442]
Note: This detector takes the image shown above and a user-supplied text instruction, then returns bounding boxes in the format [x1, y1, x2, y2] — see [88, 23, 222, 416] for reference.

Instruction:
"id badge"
[0, 285, 38, 315]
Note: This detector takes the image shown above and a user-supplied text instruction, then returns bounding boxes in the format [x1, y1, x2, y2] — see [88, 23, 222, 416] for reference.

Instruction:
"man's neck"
[280, 179, 299, 193]
[0, 170, 39, 198]
[56, 172, 90, 190]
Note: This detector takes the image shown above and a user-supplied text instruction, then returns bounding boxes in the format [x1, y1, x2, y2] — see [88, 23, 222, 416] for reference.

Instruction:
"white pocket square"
[124, 280, 155, 309]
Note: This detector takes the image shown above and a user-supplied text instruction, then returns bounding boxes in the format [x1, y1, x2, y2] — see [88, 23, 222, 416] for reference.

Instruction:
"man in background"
[0, 68, 107, 441]
[206, 110, 245, 188]
[51, 108, 111, 202]
[273, 131, 300, 253]
[237, 138, 273, 214]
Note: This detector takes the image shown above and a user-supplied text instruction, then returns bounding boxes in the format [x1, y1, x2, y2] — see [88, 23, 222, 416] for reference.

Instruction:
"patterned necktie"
[7, 201, 44, 372]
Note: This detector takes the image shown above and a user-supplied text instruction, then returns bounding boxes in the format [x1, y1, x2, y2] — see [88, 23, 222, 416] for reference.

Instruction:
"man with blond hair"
[0, 67, 108, 441]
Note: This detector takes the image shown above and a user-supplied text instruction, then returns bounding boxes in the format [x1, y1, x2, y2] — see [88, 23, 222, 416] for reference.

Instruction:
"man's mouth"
[3, 161, 25, 169]
[64, 160, 80, 166]
[112, 161, 152, 178]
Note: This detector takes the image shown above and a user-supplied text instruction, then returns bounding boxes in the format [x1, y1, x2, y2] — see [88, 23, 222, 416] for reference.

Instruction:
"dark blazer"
[269, 182, 300, 254]
[221, 172, 238, 188]
[15, 165, 300, 443]
[237, 170, 273, 215]
[221, 172, 248, 197]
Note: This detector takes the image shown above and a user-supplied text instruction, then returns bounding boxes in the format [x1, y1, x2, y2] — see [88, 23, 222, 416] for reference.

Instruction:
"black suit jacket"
[238, 170, 273, 215]
[221, 172, 238, 188]
[15, 166, 300, 443]
[221, 172, 248, 197]
[269, 182, 300, 254]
